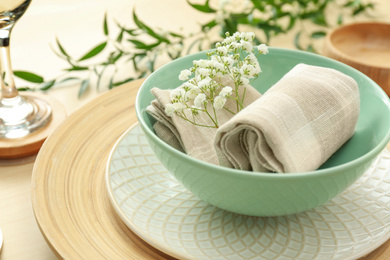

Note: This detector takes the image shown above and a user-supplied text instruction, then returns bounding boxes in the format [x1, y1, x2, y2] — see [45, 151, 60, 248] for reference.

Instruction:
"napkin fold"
[146, 77, 262, 165]
[214, 63, 360, 173]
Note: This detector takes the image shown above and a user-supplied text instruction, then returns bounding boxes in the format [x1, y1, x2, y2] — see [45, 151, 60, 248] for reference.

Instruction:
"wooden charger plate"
[31, 79, 390, 259]
[31, 79, 174, 259]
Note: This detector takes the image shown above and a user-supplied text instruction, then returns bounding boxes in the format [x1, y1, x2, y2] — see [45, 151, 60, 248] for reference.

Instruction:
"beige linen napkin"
[146, 77, 262, 165]
[214, 63, 360, 173]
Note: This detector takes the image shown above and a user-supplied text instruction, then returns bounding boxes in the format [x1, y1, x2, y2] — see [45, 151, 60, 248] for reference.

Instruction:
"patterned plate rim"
[106, 122, 390, 260]
[105, 123, 187, 259]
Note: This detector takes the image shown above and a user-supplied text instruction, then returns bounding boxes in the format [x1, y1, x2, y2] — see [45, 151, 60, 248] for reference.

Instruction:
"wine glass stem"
[0, 28, 18, 100]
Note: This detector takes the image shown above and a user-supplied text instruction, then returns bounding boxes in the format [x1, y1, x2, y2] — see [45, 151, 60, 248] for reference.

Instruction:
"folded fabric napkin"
[214, 63, 360, 173]
[146, 77, 262, 165]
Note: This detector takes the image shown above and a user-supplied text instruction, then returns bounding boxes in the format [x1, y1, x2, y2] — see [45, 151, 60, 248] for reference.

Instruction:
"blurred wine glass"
[0, 0, 51, 139]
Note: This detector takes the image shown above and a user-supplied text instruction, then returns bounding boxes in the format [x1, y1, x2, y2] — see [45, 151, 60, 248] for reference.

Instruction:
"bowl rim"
[325, 21, 390, 70]
[136, 47, 390, 179]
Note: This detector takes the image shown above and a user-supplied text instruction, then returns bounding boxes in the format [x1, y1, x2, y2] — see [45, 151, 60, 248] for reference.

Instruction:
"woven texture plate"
[31, 80, 173, 259]
[31, 79, 390, 259]
[107, 123, 390, 260]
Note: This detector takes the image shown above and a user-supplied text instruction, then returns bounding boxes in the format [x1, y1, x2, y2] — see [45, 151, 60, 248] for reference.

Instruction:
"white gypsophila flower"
[179, 69, 192, 81]
[217, 46, 228, 56]
[198, 77, 212, 90]
[186, 86, 201, 99]
[257, 43, 269, 54]
[246, 53, 257, 64]
[194, 93, 207, 108]
[223, 56, 234, 67]
[242, 32, 255, 41]
[193, 59, 209, 68]
[213, 95, 227, 109]
[230, 42, 242, 51]
[254, 63, 262, 74]
[223, 36, 234, 45]
[240, 64, 257, 78]
[181, 82, 195, 91]
[197, 68, 210, 78]
[241, 77, 250, 86]
[170, 88, 186, 100]
[213, 61, 225, 72]
[220, 86, 233, 97]
[165, 103, 175, 117]
[172, 102, 186, 112]
[241, 40, 253, 52]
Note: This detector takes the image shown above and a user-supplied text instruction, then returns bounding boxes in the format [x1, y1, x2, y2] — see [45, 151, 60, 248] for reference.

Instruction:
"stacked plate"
[105, 123, 390, 260]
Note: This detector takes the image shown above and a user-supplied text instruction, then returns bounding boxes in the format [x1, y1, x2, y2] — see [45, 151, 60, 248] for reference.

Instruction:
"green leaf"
[38, 80, 56, 91]
[116, 28, 124, 42]
[311, 31, 326, 39]
[186, 0, 216, 13]
[56, 38, 70, 58]
[78, 42, 107, 61]
[311, 13, 327, 26]
[128, 39, 161, 50]
[65, 66, 89, 71]
[294, 32, 303, 50]
[307, 44, 316, 53]
[14, 71, 44, 83]
[103, 12, 109, 36]
[58, 77, 80, 83]
[108, 75, 115, 89]
[16, 87, 33, 91]
[337, 14, 343, 25]
[169, 32, 184, 38]
[132, 10, 170, 43]
[113, 77, 134, 87]
[201, 19, 217, 31]
[78, 79, 90, 98]
[287, 15, 296, 31]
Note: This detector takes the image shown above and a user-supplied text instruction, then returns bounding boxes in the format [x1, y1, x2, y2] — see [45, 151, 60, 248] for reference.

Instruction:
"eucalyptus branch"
[13, 0, 375, 98]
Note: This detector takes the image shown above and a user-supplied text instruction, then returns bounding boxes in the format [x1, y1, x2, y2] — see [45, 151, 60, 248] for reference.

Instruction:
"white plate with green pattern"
[106, 123, 390, 260]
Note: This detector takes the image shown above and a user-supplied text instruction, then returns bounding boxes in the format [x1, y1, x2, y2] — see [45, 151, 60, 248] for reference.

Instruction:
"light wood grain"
[29, 78, 390, 259]
[31, 79, 174, 259]
[323, 22, 390, 96]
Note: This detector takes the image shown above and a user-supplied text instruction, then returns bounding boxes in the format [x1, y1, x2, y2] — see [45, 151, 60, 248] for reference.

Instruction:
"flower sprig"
[165, 31, 268, 128]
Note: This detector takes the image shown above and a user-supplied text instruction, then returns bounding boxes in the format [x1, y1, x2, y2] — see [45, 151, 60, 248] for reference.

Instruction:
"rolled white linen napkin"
[214, 63, 360, 173]
[146, 80, 262, 165]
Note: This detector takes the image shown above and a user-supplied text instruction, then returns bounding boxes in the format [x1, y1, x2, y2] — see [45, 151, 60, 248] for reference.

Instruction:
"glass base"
[0, 94, 52, 139]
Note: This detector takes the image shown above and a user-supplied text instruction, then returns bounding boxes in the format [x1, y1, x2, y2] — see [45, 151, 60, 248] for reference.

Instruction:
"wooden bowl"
[323, 22, 390, 96]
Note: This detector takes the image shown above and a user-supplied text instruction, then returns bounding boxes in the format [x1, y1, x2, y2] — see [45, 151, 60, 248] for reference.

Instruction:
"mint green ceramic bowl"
[136, 47, 390, 217]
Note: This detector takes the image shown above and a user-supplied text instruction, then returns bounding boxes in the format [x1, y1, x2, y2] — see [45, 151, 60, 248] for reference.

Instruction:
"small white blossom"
[198, 77, 212, 90]
[241, 77, 250, 86]
[164, 31, 268, 128]
[165, 104, 175, 117]
[186, 86, 201, 99]
[246, 53, 257, 64]
[220, 86, 233, 97]
[242, 32, 255, 41]
[217, 46, 228, 56]
[231, 42, 242, 50]
[242, 64, 258, 78]
[213, 62, 225, 72]
[197, 68, 210, 77]
[241, 40, 253, 52]
[170, 88, 186, 100]
[179, 69, 192, 81]
[257, 44, 269, 54]
[213, 96, 227, 109]
[194, 93, 206, 108]
[223, 56, 234, 67]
